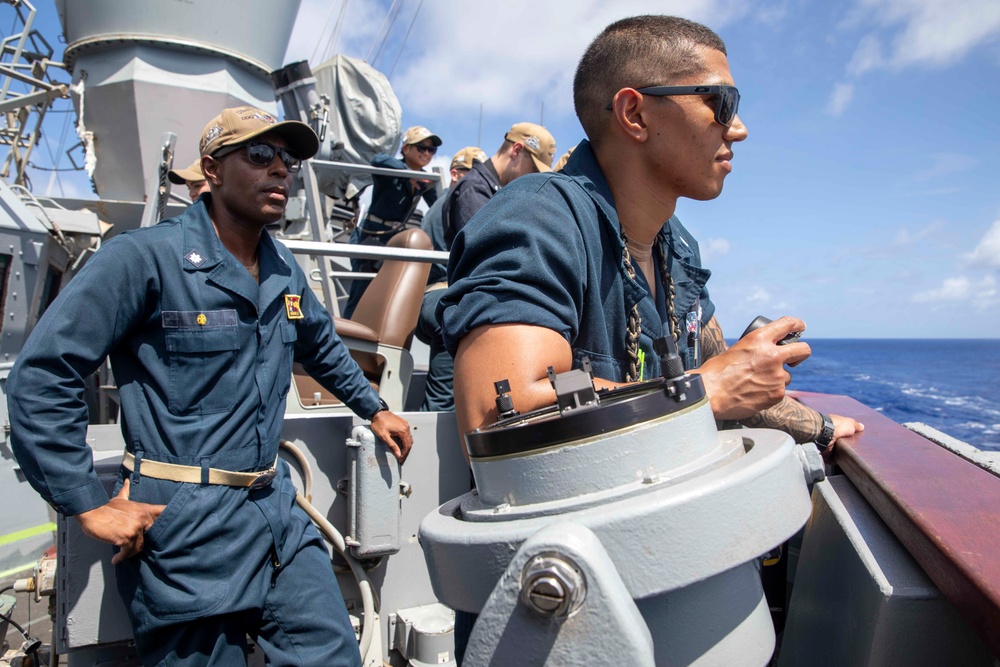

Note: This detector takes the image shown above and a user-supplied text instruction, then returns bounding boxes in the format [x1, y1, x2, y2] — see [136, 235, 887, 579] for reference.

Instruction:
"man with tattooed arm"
[438, 15, 862, 456]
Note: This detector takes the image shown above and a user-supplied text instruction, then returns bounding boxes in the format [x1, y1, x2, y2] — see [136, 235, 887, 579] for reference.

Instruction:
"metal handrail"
[308, 159, 443, 181]
[794, 391, 1000, 658]
[280, 238, 448, 264]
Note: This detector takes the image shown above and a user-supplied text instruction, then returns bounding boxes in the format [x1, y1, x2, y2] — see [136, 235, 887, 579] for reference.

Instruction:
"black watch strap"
[368, 397, 390, 421]
[815, 413, 836, 449]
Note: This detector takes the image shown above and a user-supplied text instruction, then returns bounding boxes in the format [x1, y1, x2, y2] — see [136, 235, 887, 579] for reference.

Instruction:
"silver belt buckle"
[249, 467, 276, 490]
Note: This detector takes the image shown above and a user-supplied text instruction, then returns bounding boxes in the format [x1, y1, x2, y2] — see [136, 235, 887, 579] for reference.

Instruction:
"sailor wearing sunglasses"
[8, 106, 413, 666]
[342, 125, 443, 317]
[441, 15, 862, 467]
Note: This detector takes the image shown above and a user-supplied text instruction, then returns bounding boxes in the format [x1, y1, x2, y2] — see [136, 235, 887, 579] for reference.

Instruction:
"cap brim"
[168, 167, 204, 184]
[214, 120, 321, 160]
[530, 153, 552, 173]
[406, 133, 443, 147]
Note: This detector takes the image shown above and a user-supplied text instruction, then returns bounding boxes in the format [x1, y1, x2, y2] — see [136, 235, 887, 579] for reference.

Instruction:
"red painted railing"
[792, 391, 1000, 658]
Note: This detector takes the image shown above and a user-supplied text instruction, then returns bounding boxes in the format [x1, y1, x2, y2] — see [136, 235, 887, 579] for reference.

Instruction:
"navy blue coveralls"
[441, 158, 501, 248]
[414, 190, 450, 411]
[344, 153, 438, 318]
[419, 186, 450, 285]
[440, 138, 715, 385]
[7, 195, 380, 666]
[417, 159, 504, 412]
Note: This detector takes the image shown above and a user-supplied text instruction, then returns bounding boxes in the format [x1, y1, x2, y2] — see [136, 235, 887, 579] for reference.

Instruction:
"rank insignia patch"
[196, 313, 207, 325]
[185, 250, 205, 267]
[284, 294, 304, 320]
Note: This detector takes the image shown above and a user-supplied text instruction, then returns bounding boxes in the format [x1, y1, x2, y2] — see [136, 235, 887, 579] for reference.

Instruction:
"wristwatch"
[815, 413, 836, 450]
[368, 397, 390, 421]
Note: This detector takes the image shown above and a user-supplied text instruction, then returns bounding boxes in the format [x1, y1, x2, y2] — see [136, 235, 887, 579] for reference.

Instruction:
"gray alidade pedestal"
[420, 366, 818, 666]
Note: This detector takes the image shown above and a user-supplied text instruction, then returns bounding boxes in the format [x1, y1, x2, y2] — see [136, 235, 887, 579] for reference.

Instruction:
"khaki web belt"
[424, 281, 448, 294]
[122, 452, 278, 489]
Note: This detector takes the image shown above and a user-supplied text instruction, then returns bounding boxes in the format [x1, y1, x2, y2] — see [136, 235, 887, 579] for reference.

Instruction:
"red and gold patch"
[284, 294, 304, 320]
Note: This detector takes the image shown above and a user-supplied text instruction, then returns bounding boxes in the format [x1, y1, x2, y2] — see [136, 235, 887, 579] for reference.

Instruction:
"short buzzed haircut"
[573, 15, 727, 146]
[495, 138, 514, 156]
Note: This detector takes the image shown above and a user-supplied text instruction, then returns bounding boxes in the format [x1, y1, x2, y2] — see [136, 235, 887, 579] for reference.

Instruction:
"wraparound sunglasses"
[606, 85, 740, 127]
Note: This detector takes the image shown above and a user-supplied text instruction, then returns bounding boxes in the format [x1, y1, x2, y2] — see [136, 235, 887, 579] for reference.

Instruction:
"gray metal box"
[346, 426, 402, 559]
[56, 450, 133, 653]
[778, 474, 993, 666]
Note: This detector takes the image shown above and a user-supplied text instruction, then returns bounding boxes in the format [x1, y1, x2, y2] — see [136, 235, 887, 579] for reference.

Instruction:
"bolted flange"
[520, 554, 586, 618]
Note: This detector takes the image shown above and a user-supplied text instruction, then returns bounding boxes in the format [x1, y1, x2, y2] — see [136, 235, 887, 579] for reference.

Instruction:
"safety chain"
[621, 229, 679, 382]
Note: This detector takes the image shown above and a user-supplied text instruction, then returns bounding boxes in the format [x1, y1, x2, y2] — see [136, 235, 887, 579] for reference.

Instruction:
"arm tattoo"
[700, 316, 728, 361]
[741, 398, 823, 444]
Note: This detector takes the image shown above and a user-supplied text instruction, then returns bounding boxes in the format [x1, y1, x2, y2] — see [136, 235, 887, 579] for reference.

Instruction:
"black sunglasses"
[214, 141, 302, 172]
[605, 85, 740, 127]
[413, 144, 438, 155]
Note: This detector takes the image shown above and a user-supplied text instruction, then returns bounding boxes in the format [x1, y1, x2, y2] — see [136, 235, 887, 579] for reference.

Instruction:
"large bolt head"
[526, 576, 566, 614]
[520, 554, 586, 618]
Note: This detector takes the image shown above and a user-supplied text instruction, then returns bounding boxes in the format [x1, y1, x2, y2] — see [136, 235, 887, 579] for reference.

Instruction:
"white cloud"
[827, 82, 855, 116]
[913, 276, 974, 302]
[914, 152, 978, 181]
[965, 220, 1000, 269]
[846, 33, 884, 76]
[745, 287, 772, 305]
[287, 0, 389, 67]
[892, 222, 941, 246]
[737, 286, 791, 312]
[701, 237, 731, 262]
[912, 274, 998, 309]
[290, 0, 751, 121]
[853, 0, 1000, 70]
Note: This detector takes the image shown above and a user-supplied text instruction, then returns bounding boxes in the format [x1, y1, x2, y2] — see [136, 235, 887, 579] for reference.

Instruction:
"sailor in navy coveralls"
[7, 107, 413, 666]
[342, 125, 441, 318]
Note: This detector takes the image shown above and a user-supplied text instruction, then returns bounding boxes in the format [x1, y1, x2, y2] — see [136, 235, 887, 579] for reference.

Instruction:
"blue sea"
[782, 339, 1000, 452]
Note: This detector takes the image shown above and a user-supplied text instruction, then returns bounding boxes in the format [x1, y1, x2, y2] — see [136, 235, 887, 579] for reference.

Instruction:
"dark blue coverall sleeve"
[443, 171, 496, 248]
[440, 177, 588, 356]
[421, 185, 438, 207]
[7, 235, 157, 515]
[368, 153, 437, 221]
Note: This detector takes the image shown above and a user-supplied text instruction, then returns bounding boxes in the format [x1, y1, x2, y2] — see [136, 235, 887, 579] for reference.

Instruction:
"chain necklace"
[621, 229, 678, 382]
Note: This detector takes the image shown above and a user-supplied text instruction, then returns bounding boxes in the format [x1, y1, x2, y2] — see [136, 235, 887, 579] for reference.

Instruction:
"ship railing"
[279, 239, 448, 317]
[794, 391, 1000, 659]
[307, 159, 446, 181]
[290, 158, 444, 318]
[308, 159, 444, 242]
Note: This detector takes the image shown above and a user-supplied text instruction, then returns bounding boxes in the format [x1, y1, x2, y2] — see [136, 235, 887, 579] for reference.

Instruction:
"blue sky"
[287, 0, 1000, 339]
[20, 0, 1000, 338]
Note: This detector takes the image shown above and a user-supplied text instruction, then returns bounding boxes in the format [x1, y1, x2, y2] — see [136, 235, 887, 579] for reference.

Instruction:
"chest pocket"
[164, 310, 240, 415]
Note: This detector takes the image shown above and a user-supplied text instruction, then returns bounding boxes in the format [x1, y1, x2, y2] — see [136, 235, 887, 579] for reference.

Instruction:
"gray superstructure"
[55, 0, 298, 204]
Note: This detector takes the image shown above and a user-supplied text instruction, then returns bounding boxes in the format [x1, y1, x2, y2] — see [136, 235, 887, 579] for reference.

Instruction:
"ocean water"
[784, 339, 1000, 452]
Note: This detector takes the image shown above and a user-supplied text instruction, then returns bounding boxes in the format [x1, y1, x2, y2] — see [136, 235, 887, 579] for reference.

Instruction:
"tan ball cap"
[403, 126, 442, 147]
[505, 122, 556, 172]
[450, 146, 487, 171]
[168, 160, 205, 185]
[199, 106, 320, 159]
